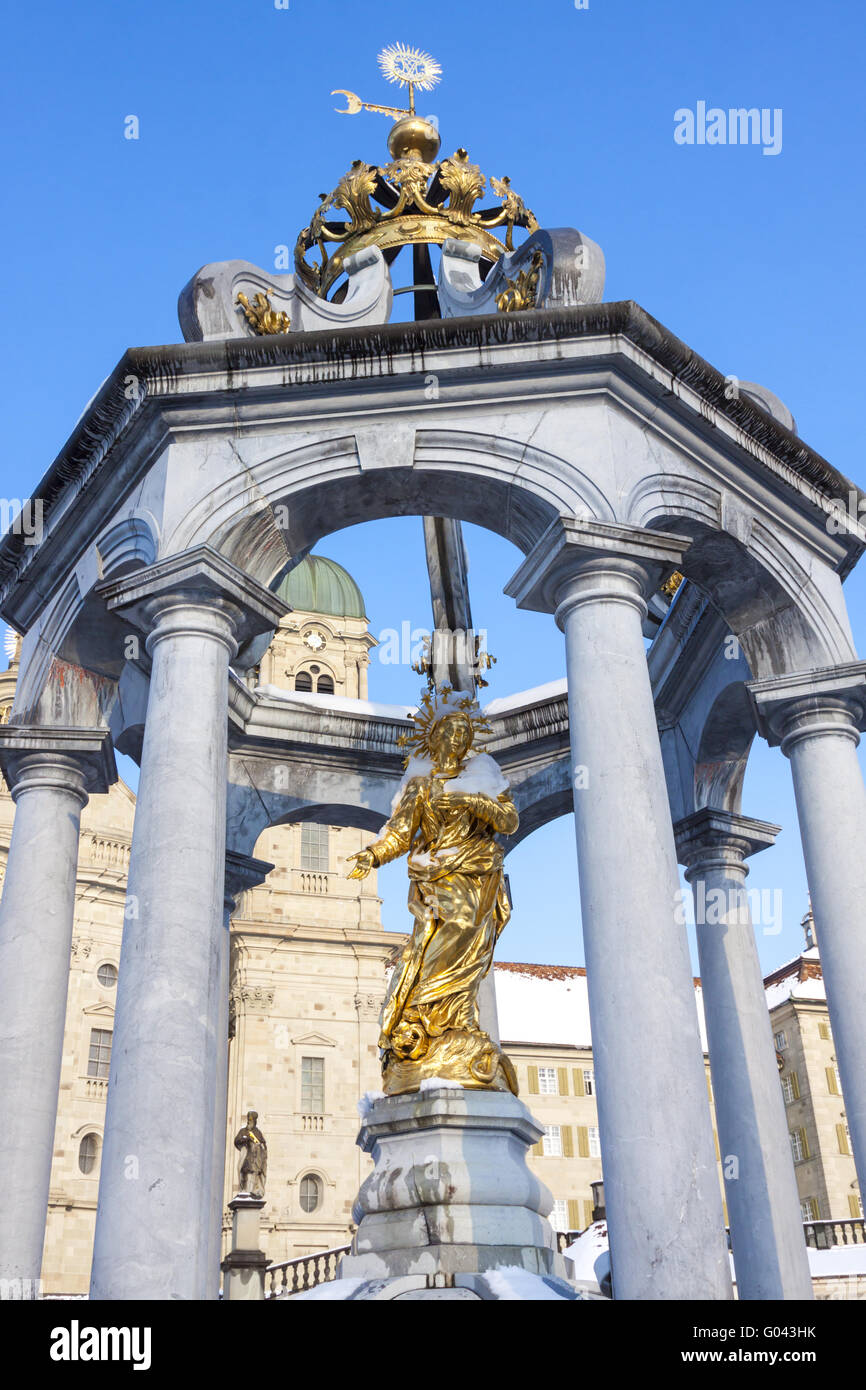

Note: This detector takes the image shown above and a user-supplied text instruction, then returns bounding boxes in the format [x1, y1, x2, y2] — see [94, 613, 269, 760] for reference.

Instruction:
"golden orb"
[387, 115, 441, 163]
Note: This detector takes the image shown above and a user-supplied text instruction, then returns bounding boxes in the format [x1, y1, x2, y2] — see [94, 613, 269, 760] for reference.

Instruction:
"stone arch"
[227, 778, 393, 861]
[693, 680, 756, 815]
[626, 475, 854, 675]
[504, 760, 574, 849]
[168, 429, 616, 589]
[95, 511, 160, 579]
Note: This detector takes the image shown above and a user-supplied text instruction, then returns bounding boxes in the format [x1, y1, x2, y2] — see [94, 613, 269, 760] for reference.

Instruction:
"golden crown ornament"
[296, 46, 538, 297]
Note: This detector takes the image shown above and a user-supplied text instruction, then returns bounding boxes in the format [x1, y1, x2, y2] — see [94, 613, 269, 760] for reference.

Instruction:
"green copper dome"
[274, 555, 366, 620]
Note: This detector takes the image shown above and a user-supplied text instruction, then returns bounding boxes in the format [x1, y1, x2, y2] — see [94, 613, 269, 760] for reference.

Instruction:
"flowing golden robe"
[367, 771, 519, 1094]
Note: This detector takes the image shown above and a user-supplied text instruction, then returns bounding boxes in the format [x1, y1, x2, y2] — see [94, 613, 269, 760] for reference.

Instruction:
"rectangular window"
[790, 1128, 809, 1163]
[800, 1197, 820, 1222]
[301, 1056, 325, 1112]
[542, 1125, 562, 1157]
[837, 1122, 852, 1156]
[818, 1021, 831, 1041]
[583, 1068, 595, 1097]
[849, 1194, 864, 1218]
[87, 1028, 112, 1079]
[773, 1030, 788, 1051]
[588, 1125, 601, 1159]
[781, 1072, 799, 1104]
[538, 1067, 557, 1096]
[300, 822, 329, 872]
[550, 1199, 568, 1232]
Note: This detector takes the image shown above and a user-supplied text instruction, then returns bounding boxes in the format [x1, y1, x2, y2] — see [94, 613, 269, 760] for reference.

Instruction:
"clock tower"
[252, 554, 376, 699]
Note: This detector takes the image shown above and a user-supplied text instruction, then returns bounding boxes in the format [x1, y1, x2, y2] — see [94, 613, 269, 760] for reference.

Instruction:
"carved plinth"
[221, 1195, 269, 1302]
[337, 1087, 571, 1291]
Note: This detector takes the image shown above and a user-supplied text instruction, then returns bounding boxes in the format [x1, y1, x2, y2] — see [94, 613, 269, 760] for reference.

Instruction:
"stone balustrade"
[265, 1244, 351, 1298]
[804, 1218, 865, 1249]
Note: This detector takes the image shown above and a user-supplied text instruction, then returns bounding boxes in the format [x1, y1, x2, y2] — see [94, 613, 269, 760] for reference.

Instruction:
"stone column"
[0, 728, 114, 1291]
[750, 664, 866, 1208]
[674, 808, 813, 1300]
[210, 852, 274, 1295]
[507, 519, 732, 1301]
[90, 547, 285, 1301]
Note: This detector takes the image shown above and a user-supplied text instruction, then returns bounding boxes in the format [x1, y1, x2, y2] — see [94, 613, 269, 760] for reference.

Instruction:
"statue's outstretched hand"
[346, 849, 376, 880]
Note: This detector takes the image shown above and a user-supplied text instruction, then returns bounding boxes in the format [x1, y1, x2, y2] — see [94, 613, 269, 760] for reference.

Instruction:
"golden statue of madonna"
[347, 686, 519, 1096]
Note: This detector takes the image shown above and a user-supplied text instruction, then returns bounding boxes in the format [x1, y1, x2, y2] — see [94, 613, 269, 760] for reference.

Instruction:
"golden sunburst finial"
[378, 43, 442, 114]
[399, 684, 492, 767]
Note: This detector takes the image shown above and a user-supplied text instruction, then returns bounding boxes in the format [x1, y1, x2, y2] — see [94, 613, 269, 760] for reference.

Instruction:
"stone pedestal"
[334, 1087, 574, 1298]
[221, 1195, 269, 1301]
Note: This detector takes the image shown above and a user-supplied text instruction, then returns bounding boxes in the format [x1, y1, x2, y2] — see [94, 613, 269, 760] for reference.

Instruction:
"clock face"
[303, 629, 327, 652]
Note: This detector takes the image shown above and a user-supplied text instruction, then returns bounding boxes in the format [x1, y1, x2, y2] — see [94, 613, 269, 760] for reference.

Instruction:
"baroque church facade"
[0, 562, 858, 1295]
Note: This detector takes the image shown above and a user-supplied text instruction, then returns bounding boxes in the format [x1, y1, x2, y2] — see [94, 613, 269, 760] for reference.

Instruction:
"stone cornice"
[2, 301, 863, 608]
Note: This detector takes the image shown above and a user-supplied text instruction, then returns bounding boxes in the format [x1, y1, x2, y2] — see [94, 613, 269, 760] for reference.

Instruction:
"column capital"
[504, 518, 689, 620]
[224, 850, 274, 915]
[747, 662, 866, 750]
[97, 545, 288, 653]
[674, 807, 780, 875]
[0, 725, 116, 798]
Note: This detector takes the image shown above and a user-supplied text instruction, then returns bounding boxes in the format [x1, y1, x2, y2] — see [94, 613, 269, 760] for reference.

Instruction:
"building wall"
[773, 998, 861, 1222]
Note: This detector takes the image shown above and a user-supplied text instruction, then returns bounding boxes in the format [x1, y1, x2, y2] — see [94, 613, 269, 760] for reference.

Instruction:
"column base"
[332, 1087, 578, 1295]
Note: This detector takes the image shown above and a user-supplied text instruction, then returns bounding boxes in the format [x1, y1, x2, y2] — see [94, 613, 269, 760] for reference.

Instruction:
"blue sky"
[2, 0, 864, 973]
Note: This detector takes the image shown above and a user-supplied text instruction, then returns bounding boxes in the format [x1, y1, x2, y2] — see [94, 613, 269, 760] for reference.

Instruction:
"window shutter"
[568, 1199, 581, 1231]
[791, 1070, 800, 1100]
[849, 1195, 862, 1218]
[818, 1021, 829, 1040]
[528, 1066, 539, 1095]
[826, 1067, 839, 1095]
[577, 1126, 589, 1158]
[532, 1138, 544, 1157]
[837, 1124, 850, 1155]
[562, 1125, 574, 1158]
[583, 1199, 594, 1228]
[558, 1067, 569, 1096]
[572, 1068, 585, 1097]
[800, 1128, 811, 1160]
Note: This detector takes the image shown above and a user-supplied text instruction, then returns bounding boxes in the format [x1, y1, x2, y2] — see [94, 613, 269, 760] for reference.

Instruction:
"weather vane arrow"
[332, 43, 442, 120]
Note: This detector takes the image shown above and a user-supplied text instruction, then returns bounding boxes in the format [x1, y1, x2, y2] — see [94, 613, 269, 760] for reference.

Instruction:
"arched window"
[97, 962, 118, 989]
[78, 1133, 100, 1175]
[317, 674, 335, 694]
[299, 1173, 322, 1213]
[295, 671, 313, 692]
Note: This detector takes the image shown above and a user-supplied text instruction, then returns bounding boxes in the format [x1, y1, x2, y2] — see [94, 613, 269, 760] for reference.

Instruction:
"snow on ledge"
[483, 678, 568, 719]
[254, 684, 415, 721]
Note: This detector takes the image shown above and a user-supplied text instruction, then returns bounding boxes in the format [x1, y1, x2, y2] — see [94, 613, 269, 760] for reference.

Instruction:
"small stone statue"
[234, 1110, 267, 1198]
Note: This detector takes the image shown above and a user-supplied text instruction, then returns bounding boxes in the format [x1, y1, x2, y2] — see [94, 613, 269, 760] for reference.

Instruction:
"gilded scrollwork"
[496, 249, 545, 313]
[236, 289, 290, 335]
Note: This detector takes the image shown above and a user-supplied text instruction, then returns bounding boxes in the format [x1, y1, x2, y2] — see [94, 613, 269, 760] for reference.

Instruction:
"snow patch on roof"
[482, 678, 568, 719]
[495, 963, 709, 1050]
[255, 684, 414, 722]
